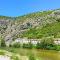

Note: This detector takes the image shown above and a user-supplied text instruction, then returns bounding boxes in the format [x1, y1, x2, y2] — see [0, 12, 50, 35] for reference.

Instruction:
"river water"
[17, 49, 60, 60]
[2, 48, 60, 60]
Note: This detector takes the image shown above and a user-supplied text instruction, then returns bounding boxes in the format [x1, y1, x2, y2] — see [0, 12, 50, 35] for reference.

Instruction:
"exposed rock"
[0, 9, 60, 42]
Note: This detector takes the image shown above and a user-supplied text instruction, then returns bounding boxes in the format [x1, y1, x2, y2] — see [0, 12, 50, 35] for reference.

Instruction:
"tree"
[0, 34, 6, 47]
[22, 42, 33, 49]
[1, 38, 6, 47]
[36, 42, 41, 49]
[28, 42, 33, 49]
[12, 42, 20, 48]
[40, 37, 55, 49]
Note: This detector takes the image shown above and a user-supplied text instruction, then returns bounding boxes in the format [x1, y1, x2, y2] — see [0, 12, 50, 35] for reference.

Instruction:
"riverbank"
[5, 37, 60, 47]
[1, 37, 60, 51]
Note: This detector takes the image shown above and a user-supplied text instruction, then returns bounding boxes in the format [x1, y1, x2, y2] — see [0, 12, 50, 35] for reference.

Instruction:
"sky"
[0, 0, 60, 17]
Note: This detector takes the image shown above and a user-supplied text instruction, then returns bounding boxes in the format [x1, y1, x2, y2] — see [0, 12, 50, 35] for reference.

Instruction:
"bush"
[1, 39, 6, 47]
[9, 44, 12, 47]
[55, 45, 60, 51]
[23, 43, 28, 48]
[36, 42, 41, 49]
[29, 42, 33, 49]
[46, 45, 56, 50]
[22, 42, 33, 49]
[40, 37, 55, 49]
[12, 42, 20, 48]
[29, 54, 36, 60]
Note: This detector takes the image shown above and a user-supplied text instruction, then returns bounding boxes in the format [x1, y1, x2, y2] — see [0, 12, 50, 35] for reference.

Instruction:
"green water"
[1, 48, 60, 60]
[12, 48, 60, 60]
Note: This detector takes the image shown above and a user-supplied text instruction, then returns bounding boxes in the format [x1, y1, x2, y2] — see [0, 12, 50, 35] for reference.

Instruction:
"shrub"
[9, 44, 12, 47]
[1, 39, 6, 47]
[12, 42, 20, 48]
[29, 54, 36, 60]
[55, 45, 60, 51]
[22, 42, 33, 49]
[40, 37, 55, 49]
[36, 42, 41, 49]
[46, 45, 56, 50]
[29, 42, 33, 49]
[22, 43, 28, 48]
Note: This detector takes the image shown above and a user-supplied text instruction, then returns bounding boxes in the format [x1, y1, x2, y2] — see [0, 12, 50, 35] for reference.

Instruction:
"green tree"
[22, 42, 33, 49]
[36, 42, 41, 49]
[1, 38, 6, 47]
[40, 37, 55, 49]
[12, 42, 20, 48]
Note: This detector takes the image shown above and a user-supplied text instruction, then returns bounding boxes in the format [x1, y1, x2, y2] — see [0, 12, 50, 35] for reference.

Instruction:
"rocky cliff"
[0, 9, 60, 41]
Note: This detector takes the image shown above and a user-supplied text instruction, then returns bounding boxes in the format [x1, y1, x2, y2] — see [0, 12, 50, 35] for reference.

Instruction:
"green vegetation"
[0, 9, 60, 60]
[21, 22, 60, 38]
[0, 50, 20, 60]
[0, 51, 5, 55]
[16, 10, 53, 20]
[0, 9, 60, 39]
[1, 47, 60, 60]
[0, 36, 6, 47]
[0, 15, 15, 20]
[12, 42, 21, 48]
[36, 42, 41, 49]
[5, 37, 60, 51]
[29, 53, 36, 60]
[0, 9, 60, 56]
[36, 37, 57, 50]
[1, 39, 6, 47]
[22, 42, 33, 49]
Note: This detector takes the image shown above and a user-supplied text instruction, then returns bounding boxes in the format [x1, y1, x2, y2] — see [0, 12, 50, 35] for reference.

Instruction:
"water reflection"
[18, 49, 60, 60]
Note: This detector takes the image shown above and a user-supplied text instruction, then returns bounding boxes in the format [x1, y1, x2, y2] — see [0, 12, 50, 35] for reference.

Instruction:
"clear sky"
[0, 0, 60, 17]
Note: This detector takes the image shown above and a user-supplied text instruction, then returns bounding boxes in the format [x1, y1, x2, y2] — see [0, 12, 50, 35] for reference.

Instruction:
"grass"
[0, 51, 5, 55]
[0, 49, 21, 60]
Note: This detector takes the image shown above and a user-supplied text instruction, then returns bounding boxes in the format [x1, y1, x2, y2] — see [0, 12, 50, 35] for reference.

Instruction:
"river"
[11, 48, 60, 60]
[1, 48, 60, 60]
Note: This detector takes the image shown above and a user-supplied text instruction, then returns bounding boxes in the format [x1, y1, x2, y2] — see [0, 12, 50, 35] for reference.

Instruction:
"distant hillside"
[0, 9, 60, 41]
[21, 22, 60, 39]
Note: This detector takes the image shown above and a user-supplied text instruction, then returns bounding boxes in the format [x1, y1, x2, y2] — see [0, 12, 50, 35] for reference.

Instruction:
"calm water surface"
[17, 49, 60, 60]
